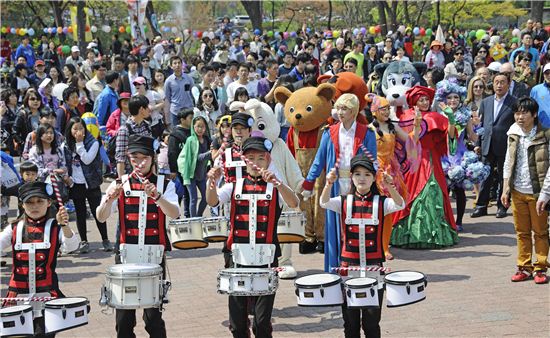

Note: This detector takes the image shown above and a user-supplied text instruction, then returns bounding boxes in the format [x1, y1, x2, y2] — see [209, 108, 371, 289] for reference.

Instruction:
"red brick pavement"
[1, 195, 549, 337]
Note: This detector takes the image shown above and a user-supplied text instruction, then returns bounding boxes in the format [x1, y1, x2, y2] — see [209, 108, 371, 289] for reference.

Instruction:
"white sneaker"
[278, 265, 297, 279]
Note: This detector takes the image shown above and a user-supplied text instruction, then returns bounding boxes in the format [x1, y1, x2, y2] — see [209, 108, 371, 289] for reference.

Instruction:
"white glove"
[301, 190, 313, 201]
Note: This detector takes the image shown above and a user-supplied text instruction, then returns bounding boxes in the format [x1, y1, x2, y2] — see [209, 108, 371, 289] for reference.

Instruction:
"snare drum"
[0, 305, 34, 337]
[170, 218, 208, 250]
[277, 211, 306, 243]
[344, 277, 379, 308]
[44, 297, 89, 334]
[202, 217, 229, 242]
[294, 273, 343, 307]
[384, 271, 427, 307]
[217, 268, 278, 296]
[104, 263, 163, 309]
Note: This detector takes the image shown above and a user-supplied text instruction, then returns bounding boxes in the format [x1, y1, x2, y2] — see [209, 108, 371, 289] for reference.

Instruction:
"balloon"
[426, 28, 432, 36]
[15, 28, 20, 35]
[102, 25, 111, 33]
[43, 27, 49, 34]
[375, 25, 381, 34]
[267, 31, 273, 37]
[125, 26, 131, 34]
[57, 27, 63, 34]
[512, 28, 520, 37]
[90, 25, 97, 33]
[333, 30, 340, 38]
[413, 27, 420, 36]
[119, 26, 125, 33]
[67, 26, 73, 34]
[197, 31, 203, 38]
[82, 113, 100, 139]
[208, 31, 215, 40]
[183, 29, 190, 37]
[62, 27, 68, 34]
[62, 45, 71, 54]
[511, 37, 519, 44]
[360, 27, 366, 34]
[545, 26, 550, 34]
[27, 28, 35, 36]
[475, 29, 485, 40]
[290, 31, 297, 38]
[57, 46, 63, 55]
[241, 32, 249, 40]
[305, 27, 311, 34]
[420, 27, 426, 36]
[352, 28, 359, 36]
[10, 28, 15, 35]
[369, 26, 375, 35]
[398, 25, 406, 34]
[171, 26, 178, 34]
[85, 25, 90, 32]
[468, 30, 476, 38]
[251, 29, 259, 36]
[1, 27, 6, 34]
[50, 27, 56, 34]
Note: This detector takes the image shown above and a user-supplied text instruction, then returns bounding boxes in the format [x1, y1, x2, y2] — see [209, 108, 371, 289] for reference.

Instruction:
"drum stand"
[13, 220, 54, 317]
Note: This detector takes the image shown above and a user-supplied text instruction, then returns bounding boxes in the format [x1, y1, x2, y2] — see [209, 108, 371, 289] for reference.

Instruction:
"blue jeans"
[186, 179, 207, 217]
[170, 113, 180, 126]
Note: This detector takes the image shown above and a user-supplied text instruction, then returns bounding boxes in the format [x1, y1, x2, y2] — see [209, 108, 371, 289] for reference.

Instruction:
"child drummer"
[320, 154, 405, 338]
[215, 112, 254, 183]
[0, 181, 79, 336]
[96, 134, 180, 338]
[206, 136, 299, 338]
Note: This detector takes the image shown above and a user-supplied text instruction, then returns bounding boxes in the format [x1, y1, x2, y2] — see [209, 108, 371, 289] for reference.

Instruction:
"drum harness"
[344, 195, 385, 289]
[11, 219, 55, 317]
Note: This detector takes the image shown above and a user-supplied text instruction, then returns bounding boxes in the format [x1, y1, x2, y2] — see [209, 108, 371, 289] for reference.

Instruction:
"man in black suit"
[472, 73, 517, 218]
[500, 62, 530, 98]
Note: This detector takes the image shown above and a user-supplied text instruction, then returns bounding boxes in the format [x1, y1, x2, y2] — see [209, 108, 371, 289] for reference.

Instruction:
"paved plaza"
[1, 190, 549, 337]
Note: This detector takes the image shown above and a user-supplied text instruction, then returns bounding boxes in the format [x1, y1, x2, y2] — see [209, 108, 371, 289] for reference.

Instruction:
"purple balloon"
[360, 27, 367, 34]
[290, 31, 297, 38]
[62, 27, 68, 34]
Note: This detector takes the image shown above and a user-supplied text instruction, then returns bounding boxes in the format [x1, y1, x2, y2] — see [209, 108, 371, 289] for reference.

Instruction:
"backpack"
[107, 122, 136, 159]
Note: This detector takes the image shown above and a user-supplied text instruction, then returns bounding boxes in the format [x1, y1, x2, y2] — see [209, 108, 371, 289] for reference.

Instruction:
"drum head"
[107, 263, 162, 277]
[345, 277, 377, 287]
[170, 217, 203, 225]
[277, 234, 305, 243]
[385, 271, 425, 284]
[172, 240, 209, 250]
[295, 273, 341, 288]
[45, 297, 88, 308]
[0, 305, 33, 316]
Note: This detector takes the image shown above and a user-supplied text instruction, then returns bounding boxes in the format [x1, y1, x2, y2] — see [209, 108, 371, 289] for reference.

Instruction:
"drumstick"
[232, 149, 282, 186]
[50, 174, 64, 208]
[331, 266, 391, 272]
[358, 143, 377, 163]
[209, 137, 230, 190]
[106, 158, 147, 200]
[0, 296, 56, 302]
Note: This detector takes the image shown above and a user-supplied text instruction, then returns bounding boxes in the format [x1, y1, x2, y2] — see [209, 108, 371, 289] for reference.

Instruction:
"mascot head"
[375, 61, 426, 109]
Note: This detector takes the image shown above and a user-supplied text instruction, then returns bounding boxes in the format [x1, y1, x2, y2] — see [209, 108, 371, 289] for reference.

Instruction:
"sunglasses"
[203, 94, 213, 98]
[455, 53, 463, 56]
[473, 85, 484, 89]
[142, 59, 150, 62]
[28, 97, 40, 101]
[478, 50, 487, 54]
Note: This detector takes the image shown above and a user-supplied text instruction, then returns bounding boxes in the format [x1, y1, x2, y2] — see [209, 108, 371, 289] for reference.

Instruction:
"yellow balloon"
[369, 26, 376, 35]
[333, 30, 340, 38]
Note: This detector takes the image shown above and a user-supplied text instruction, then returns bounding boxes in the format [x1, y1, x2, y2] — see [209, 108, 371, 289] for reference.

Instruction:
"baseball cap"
[35, 60, 45, 67]
[132, 77, 146, 85]
[71, 46, 80, 53]
[543, 63, 550, 73]
[38, 77, 52, 89]
[487, 61, 501, 72]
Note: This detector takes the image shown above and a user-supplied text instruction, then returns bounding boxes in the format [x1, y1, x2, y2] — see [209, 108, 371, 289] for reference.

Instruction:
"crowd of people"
[1, 16, 550, 337]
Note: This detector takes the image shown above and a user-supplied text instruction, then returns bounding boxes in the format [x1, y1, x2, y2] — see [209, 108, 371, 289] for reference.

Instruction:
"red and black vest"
[228, 177, 281, 254]
[118, 173, 171, 250]
[340, 193, 386, 265]
[8, 218, 62, 297]
[222, 144, 247, 183]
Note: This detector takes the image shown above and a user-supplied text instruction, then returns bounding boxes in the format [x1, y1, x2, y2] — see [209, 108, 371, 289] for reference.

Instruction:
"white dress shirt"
[338, 121, 357, 195]
[493, 93, 508, 121]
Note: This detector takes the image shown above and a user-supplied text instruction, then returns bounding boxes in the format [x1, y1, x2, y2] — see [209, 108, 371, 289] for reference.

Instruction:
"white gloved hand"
[301, 190, 313, 201]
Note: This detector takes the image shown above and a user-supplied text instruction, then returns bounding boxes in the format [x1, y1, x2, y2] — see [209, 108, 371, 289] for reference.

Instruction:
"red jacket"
[106, 108, 128, 137]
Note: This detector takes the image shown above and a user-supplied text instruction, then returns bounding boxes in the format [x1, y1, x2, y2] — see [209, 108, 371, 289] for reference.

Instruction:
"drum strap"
[14, 219, 53, 295]
[122, 175, 166, 263]
[345, 195, 379, 276]
[225, 148, 245, 180]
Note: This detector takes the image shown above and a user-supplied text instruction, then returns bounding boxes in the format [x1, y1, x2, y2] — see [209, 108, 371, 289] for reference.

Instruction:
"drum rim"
[202, 217, 229, 222]
[345, 277, 378, 288]
[106, 263, 163, 276]
[386, 296, 426, 308]
[219, 268, 274, 274]
[297, 303, 343, 307]
[295, 274, 342, 289]
[44, 297, 89, 308]
[0, 304, 33, 316]
[384, 270, 426, 285]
